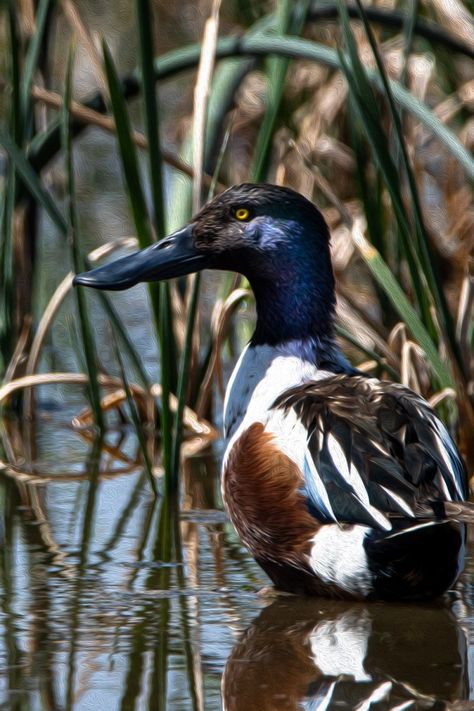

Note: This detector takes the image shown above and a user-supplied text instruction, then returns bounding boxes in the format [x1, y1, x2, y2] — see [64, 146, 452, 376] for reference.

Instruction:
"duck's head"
[74, 183, 335, 344]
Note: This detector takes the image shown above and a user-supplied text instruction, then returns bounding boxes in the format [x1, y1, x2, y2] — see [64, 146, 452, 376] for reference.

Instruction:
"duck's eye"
[234, 207, 251, 221]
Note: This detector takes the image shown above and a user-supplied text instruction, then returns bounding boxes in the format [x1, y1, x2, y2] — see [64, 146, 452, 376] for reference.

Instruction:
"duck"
[74, 183, 470, 601]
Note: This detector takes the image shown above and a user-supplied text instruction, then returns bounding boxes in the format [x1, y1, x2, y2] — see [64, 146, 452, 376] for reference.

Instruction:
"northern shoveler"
[74, 183, 471, 600]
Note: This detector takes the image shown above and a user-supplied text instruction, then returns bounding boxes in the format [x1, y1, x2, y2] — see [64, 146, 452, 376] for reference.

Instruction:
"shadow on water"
[1, 413, 474, 709]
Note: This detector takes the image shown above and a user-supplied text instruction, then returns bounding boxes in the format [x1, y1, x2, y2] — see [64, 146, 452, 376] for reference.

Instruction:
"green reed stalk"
[251, 0, 308, 182]
[0, 124, 152, 401]
[20, 0, 52, 123]
[136, 1, 177, 487]
[0, 4, 19, 374]
[114, 338, 158, 497]
[62, 50, 104, 432]
[169, 126, 231, 481]
[27, 34, 474, 183]
[353, 0, 466, 381]
[102, 40, 175, 481]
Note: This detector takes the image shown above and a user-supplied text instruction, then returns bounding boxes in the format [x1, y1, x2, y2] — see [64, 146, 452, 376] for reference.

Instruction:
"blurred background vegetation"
[0, 0, 473, 486]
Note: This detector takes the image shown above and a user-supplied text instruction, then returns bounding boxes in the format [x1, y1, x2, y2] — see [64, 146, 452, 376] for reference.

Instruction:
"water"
[1, 409, 474, 710]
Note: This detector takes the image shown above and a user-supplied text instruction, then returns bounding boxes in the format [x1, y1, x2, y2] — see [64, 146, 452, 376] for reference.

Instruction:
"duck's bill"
[73, 224, 210, 291]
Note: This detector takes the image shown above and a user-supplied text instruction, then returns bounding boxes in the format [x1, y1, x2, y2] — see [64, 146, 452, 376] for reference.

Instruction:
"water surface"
[1, 409, 474, 710]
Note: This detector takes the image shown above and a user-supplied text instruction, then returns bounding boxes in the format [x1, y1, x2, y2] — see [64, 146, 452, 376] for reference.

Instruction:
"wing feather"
[274, 375, 467, 531]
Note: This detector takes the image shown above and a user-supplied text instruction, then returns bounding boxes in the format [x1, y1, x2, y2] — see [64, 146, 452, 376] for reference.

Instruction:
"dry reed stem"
[4, 316, 32, 383]
[61, 0, 107, 93]
[429, 388, 458, 409]
[0, 372, 128, 405]
[429, 0, 474, 47]
[192, 0, 222, 212]
[68, 381, 217, 439]
[196, 288, 250, 417]
[30, 86, 225, 190]
[23, 237, 137, 420]
[0, 458, 147, 483]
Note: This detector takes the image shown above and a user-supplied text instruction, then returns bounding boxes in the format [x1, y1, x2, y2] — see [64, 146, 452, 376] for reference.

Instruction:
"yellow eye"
[235, 207, 250, 221]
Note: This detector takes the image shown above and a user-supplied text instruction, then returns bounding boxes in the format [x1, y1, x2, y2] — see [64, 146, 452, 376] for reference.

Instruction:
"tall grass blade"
[102, 40, 175, 477]
[20, 0, 52, 123]
[0, 175, 15, 377]
[250, 0, 308, 182]
[335, 0, 436, 338]
[135, 0, 166, 239]
[170, 115, 232, 481]
[0, 130, 68, 235]
[353, 0, 465, 378]
[113, 338, 158, 497]
[352, 221, 453, 389]
[102, 42, 153, 249]
[6, 1, 21, 144]
[62, 49, 104, 432]
[135, 0, 176, 484]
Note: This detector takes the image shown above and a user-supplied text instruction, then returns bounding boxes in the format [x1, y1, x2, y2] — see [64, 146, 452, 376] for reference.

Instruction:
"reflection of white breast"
[308, 609, 372, 682]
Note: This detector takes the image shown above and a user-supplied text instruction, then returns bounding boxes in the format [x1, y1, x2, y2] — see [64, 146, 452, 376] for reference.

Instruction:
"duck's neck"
[223, 252, 343, 442]
[248, 260, 336, 347]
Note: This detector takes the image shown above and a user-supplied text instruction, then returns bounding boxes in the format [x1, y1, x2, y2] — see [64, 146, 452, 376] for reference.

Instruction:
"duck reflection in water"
[222, 597, 468, 710]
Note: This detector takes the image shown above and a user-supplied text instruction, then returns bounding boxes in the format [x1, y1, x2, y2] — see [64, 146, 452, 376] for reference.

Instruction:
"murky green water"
[1, 409, 474, 710]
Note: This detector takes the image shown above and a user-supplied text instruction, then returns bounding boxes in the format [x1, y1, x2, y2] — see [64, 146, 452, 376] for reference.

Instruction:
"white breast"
[222, 343, 332, 468]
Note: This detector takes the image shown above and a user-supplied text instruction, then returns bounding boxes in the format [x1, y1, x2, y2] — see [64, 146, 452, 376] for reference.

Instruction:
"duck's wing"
[274, 375, 468, 531]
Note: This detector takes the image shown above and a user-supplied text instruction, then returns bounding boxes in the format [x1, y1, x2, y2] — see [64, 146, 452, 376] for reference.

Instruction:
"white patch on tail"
[308, 525, 373, 597]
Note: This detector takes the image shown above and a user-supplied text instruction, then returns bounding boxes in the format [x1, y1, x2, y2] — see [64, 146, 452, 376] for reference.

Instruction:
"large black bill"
[73, 224, 209, 291]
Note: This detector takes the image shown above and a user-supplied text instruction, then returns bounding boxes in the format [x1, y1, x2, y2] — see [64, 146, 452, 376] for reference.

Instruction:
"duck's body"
[222, 339, 465, 599]
[74, 183, 469, 600]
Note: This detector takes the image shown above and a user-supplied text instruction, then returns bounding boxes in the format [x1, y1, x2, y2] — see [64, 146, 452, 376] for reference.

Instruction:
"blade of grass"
[113, 337, 158, 497]
[102, 42, 153, 249]
[135, 0, 177, 487]
[28, 35, 474, 181]
[0, 173, 15, 377]
[0, 130, 68, 234]
[62, 48, 104, 432]
[102, 40, 174, 478]
[351, 220, 453, 389]
[136, 0, 166, 239]
[170, 129, 232, 481]
[335, 1, 436, 339]
[20, 0, 52, 123]
[251, 0, 309, 182]
[7, 1, 21, 144]
[0, 6, 17, 375]
[353, 0, 466, 380]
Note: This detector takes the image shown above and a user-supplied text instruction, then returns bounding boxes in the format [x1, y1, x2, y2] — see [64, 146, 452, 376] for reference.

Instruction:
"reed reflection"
[222, 596, 468, 711]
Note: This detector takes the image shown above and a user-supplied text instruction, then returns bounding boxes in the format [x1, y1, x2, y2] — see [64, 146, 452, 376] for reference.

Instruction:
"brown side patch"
[223, 422, 319, 569]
